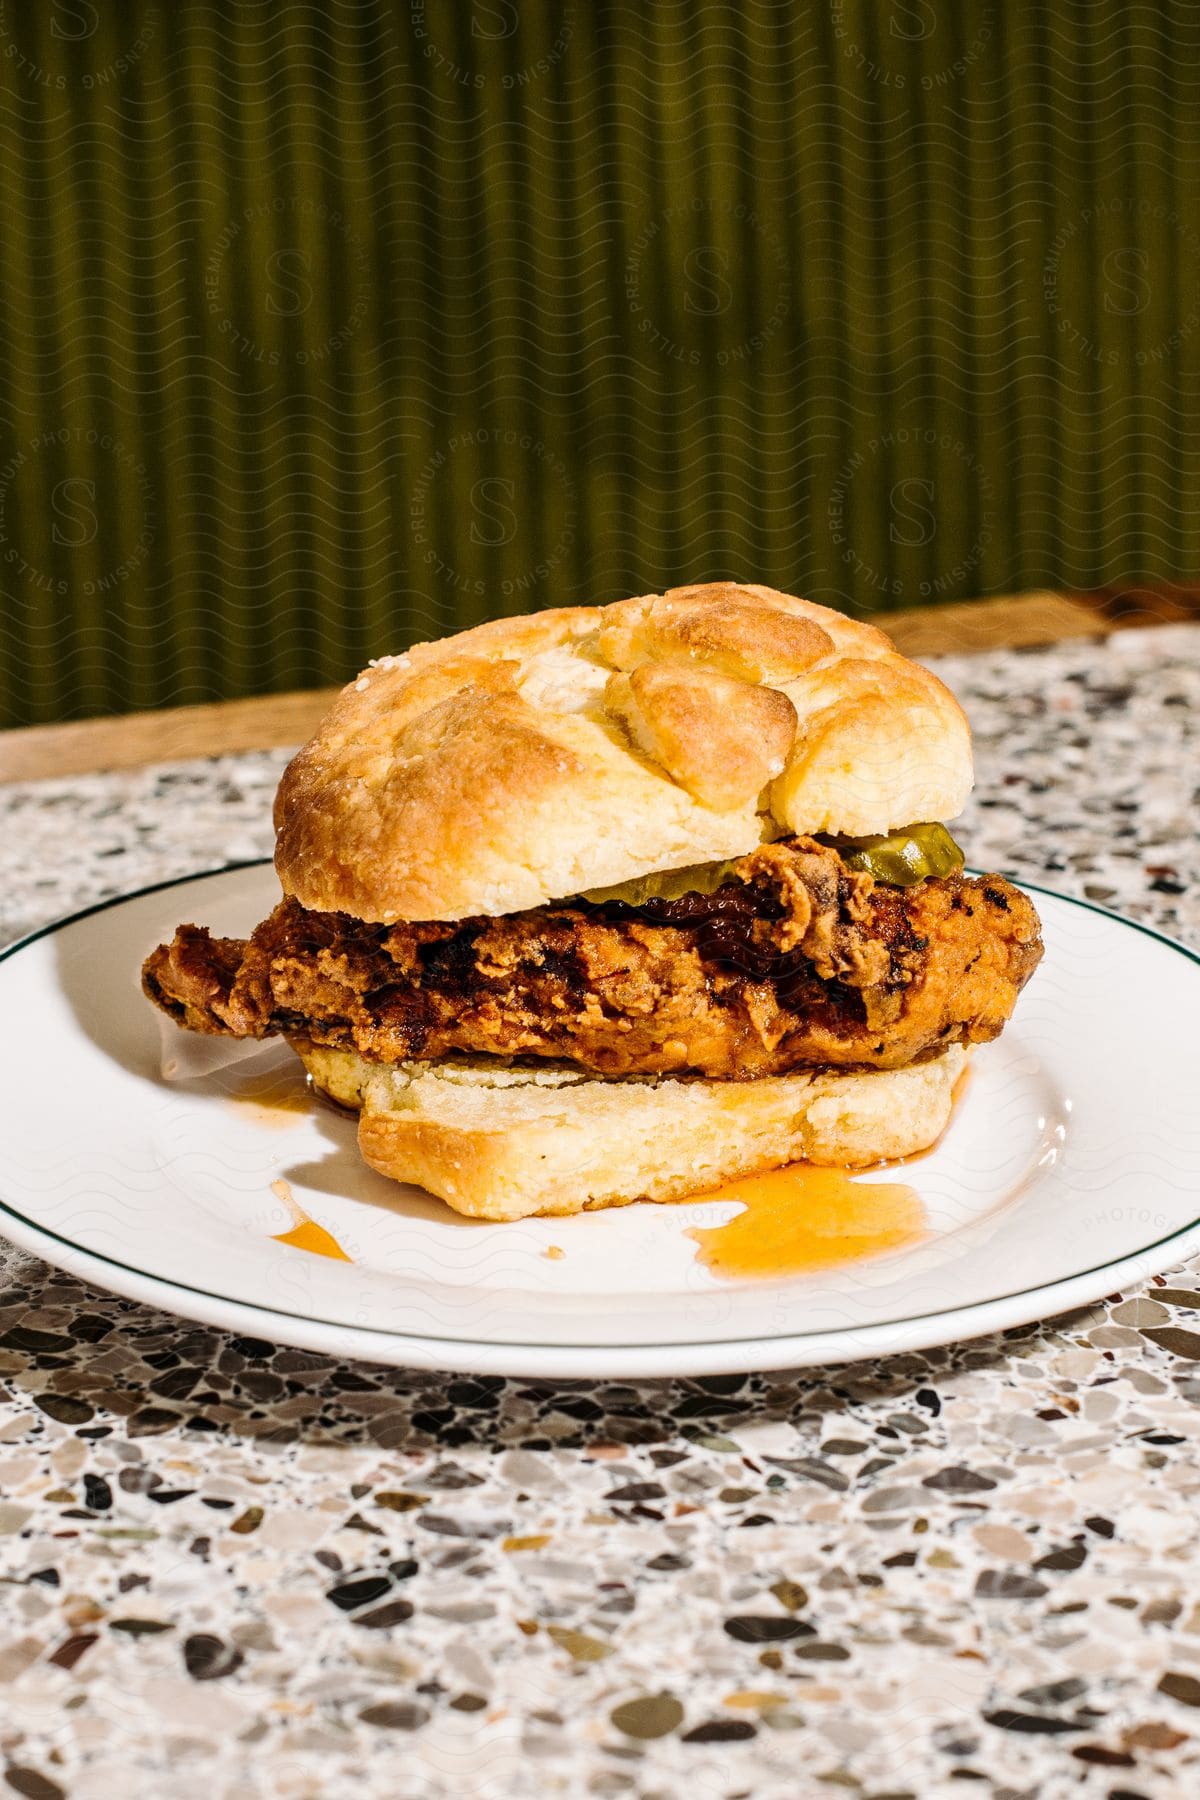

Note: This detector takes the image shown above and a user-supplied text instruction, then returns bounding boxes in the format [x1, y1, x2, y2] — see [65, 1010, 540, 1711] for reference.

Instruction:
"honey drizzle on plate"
[686, 1165, 926, 1281]
[269, 1178, 352, 1262]
[227, 1068, 312, 1128]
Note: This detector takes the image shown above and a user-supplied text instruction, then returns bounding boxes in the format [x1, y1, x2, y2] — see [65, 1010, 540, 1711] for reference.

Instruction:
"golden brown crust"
[602, 663, 798, 811]
[141, 856, 1042, 1079]
[274, 582, 972, 921]
[596, 581, 840, 682]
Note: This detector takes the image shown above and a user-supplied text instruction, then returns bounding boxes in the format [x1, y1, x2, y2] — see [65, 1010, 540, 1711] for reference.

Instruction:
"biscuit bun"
[274, 581, 972, 923]
[296, 1042, 966, 1222]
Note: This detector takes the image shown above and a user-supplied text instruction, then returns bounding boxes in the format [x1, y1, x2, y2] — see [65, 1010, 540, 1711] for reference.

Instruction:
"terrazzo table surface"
[1, 623, 1199, 1800]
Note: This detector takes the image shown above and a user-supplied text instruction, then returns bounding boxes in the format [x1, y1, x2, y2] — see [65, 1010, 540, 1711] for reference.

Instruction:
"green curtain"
[1, 0, 1197, 725]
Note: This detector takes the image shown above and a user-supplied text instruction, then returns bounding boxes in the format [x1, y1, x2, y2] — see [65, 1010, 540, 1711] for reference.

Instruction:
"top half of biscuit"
[273, 581, 972, 922]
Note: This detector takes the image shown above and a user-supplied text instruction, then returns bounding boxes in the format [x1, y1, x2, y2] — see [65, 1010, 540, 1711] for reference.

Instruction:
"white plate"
[0, 863, 1197, 1377]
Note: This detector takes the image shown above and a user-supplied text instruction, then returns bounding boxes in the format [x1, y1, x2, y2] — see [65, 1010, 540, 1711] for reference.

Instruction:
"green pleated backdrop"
[1, 0, 1197, 725]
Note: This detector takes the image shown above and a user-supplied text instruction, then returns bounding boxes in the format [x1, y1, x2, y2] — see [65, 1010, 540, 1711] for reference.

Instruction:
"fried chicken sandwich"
[143, 582, 1043, 1220]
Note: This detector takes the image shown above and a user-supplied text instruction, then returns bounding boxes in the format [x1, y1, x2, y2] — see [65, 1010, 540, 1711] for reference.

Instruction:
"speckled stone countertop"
[1, 624, 1199, 1800]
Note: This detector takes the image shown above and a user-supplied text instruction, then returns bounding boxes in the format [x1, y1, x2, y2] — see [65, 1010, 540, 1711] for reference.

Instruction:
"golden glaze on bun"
[274, 581, 972, 922]
[297, 1042, 966, 1222]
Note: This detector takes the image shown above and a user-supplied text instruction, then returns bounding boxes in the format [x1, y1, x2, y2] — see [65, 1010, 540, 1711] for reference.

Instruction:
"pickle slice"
[578, 858, 742, 906]
[579, 823, 964, 904]
[826, 821, 965, 886]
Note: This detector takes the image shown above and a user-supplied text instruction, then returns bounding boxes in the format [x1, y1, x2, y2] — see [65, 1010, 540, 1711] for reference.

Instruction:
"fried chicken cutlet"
[143, 837, 1042, 1080]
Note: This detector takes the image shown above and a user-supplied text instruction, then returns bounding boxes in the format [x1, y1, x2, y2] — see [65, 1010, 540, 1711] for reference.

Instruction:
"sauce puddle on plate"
[270, 1177, 352, 1262]
[228, 1070, 312, 1129]
[686, 1165, 926, 1280]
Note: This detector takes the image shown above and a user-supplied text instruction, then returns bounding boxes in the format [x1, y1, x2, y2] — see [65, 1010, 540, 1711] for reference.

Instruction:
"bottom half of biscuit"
[295, 1040, 967, 1223]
